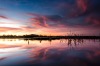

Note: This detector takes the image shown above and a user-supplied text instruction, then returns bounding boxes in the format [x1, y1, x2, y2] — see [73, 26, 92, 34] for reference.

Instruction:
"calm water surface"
[0, 39, 100, 66]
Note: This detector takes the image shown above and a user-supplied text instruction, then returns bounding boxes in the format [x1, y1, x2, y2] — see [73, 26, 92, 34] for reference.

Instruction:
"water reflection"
[29, 47, 100, 66]
[0, 39, 100, 66]
[23, 38, 99, 46]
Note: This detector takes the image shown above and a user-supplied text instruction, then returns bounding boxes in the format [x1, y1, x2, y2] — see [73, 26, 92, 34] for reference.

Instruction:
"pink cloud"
[86, 14, 100, 26]
[76, 0, 89, 12]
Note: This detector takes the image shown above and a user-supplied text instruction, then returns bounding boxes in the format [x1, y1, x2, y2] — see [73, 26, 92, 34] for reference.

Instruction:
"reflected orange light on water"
[0, 39, 100, 53]
[0, 39, 56, 52]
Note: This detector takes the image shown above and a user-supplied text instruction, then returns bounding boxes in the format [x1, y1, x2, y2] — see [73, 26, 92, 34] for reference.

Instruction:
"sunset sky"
[0, 0, 100, 35]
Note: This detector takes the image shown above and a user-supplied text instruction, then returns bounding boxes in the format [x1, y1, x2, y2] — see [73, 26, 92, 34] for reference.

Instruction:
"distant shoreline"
[0, 35, 100, 40]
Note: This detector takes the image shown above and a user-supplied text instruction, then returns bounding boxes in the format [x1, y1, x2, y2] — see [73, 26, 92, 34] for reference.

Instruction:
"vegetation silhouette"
[0, 34, 100, 40]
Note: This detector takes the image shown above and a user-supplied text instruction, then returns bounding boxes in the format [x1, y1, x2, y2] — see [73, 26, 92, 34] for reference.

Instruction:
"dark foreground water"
[0, 39, 100, 66]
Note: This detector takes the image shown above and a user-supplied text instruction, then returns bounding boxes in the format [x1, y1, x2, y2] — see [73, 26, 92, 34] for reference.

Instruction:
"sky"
[0, 0, 100, 35]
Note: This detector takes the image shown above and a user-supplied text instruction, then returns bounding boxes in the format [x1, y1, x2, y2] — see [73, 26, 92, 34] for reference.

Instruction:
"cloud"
[76, 0, 100, 15]
[28, 13, 63, 28]
[75, 0, 100, 27]
[0, 57, 7, 61]
[30, 16, 48, 27]
[0, 0, 99, 35]
[76, 0, 88, 12]
[68, 0, 100, 28]
[0, 27, 22, 32]
[0, 15, 8, 19]
[86, 14, 100, 26]
[63, 0, 100, 18]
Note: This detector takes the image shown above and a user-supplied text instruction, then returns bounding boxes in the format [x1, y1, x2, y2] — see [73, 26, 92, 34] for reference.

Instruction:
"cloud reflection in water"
[0, 39, 100, 66]
[29, 47, 100, 66]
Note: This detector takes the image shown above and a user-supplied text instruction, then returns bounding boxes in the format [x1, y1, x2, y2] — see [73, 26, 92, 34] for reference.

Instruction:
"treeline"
[0, 34, 100, 39]
[0, 34, 39, 38]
